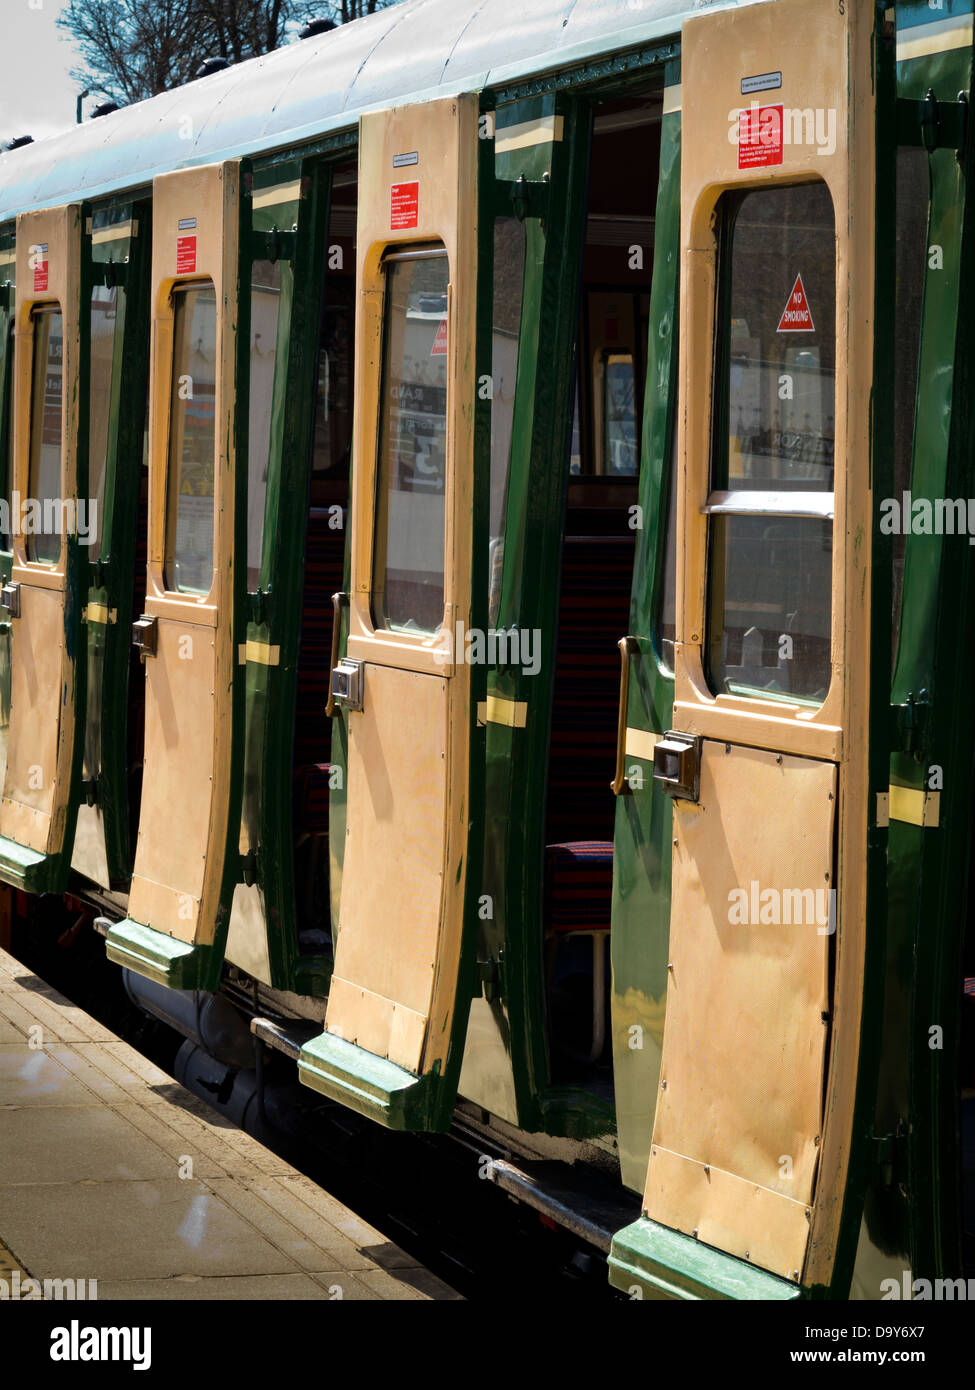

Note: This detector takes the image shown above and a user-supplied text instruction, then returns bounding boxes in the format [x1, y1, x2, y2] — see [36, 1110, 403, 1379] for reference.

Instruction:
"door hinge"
[895, 90, 967, 154]
[250, 228, 297, 264]
[475, 953, 504, 1002]
[240, 848, 260, 887]
[890, 690, 931, 756]
[504, 175, 551, 221]
[871, 1122, 908, 1191]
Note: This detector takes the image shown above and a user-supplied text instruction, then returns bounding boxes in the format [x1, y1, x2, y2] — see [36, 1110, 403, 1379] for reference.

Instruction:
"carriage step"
[484, 1158, 640, 1254]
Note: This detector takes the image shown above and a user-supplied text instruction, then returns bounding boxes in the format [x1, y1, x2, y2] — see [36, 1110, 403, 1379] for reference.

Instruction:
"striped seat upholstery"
[293, 507, 346, 834]
[543, 535, 634, 934]
[965, 978, 975, 997]
[545, 840, 615, 933]
[293, 762, 331, 836]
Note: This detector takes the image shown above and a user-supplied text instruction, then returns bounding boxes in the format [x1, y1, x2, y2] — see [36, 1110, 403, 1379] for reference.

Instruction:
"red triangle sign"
[430, 315, 448, 356]
[776, 273, 815, 332]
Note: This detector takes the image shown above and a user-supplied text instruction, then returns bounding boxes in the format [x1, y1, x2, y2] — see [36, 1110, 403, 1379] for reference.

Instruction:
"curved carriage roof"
[0, 0, 757, 220]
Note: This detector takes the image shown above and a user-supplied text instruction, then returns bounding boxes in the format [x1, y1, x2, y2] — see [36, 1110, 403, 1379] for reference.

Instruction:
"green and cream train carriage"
[0, 0, 972, 1300]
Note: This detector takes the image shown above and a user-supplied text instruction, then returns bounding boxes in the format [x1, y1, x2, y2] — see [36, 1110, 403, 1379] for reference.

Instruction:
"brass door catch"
[653, 732, 701, 802]
[1, 582, 20, 619]
[131, 614, 157, 658]
[330, 657, 363, 713]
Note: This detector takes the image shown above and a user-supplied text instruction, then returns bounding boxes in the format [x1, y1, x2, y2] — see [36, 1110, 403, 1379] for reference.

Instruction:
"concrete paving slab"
[0, 948, 460, 1301]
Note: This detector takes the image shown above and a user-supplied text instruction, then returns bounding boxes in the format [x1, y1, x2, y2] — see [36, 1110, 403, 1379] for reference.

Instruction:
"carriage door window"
[88, 283, 125, 562]
[1, 324, 13, 553]
[372, 246, 448, 635]
[706, 182, 835, 703]
[27, 306, 64, 565]
[247, 259, 287, 590]
[164, 282, 217, 594]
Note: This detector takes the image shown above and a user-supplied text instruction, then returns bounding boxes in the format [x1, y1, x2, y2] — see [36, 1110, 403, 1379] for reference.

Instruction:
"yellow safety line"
[252, 179, 303, 210]
[625, 727, 659, 761]
[238, 639, 280, 666]
[897, 13, 973, 62]
[477, 695, 527, 728]
[883, 784, 940, 828]
[91, 220, 136, 245]
[83, 602, 116, 625]
[495, 114, 565, 154]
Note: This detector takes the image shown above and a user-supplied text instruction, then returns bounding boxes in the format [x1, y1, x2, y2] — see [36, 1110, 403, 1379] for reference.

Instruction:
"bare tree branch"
[58, 0, 402, 106]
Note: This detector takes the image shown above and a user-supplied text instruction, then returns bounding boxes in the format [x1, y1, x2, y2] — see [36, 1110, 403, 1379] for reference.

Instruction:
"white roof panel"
[0, 0, 755, 220]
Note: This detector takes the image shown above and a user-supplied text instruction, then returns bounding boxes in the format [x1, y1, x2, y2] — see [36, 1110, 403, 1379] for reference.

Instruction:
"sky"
[0, 0, 87, 145]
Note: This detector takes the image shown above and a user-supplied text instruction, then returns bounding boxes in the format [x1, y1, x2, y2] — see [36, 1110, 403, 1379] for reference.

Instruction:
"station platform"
[0, 947, 459, 1301]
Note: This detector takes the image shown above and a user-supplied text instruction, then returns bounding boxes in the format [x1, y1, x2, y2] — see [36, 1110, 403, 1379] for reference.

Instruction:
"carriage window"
[247, 259, 288, 590]
[89, 283, 124, 562]
[706, 182, 835, 704]
[28, 306, 64, 566]
[164, 282, 216, 595]
[371, 247, 448, 635]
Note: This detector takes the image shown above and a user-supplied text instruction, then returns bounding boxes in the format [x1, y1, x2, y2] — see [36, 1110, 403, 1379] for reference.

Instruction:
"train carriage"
[0, 0, 973, 1301]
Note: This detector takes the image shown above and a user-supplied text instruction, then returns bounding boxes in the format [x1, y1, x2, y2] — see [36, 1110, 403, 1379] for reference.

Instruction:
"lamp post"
[76, 88, 90, 124]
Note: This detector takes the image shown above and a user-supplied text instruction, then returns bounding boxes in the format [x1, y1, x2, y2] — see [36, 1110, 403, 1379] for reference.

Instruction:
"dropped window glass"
[1, 325, 13, 552]
[568, 375, 582, 476]
[489, 218, 526, 627]
[165, 283, 216, 595]
[28, 306, 64, 566]
[372, 249, 448, 635]
[706, 182, 835, 704]
[247, 259, 288, 590]
[88, 283, 124, 562]
[657, 430, 678, 672]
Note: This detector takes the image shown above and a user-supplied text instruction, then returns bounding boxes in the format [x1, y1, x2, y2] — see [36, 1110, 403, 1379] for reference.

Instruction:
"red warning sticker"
[737, 103, 784, 170]
[176, 235, 197, 275]
[391, 181, 419, 230]
[33, 257, 48, 293]
[777, 273, 815, 332]
[430, 315, 448, 357]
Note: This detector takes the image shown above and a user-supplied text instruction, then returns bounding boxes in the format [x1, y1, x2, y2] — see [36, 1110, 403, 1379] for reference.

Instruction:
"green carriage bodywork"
[75, 198, 152, 892]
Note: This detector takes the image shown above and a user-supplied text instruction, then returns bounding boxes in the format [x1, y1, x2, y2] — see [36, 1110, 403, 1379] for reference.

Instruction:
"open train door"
[610, 0, 893, 1297]
[106, 163, 242, 990]
[0, 206, 87, 894]
[298, 96, 484, 1131]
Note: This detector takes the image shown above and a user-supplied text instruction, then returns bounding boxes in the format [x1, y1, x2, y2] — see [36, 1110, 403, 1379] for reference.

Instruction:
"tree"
[57, 0, 402, 107]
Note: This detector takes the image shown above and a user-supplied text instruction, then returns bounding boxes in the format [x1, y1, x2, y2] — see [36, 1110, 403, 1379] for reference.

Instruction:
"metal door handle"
[611, 636, 639, 795]
[325, 592, 349, 717]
